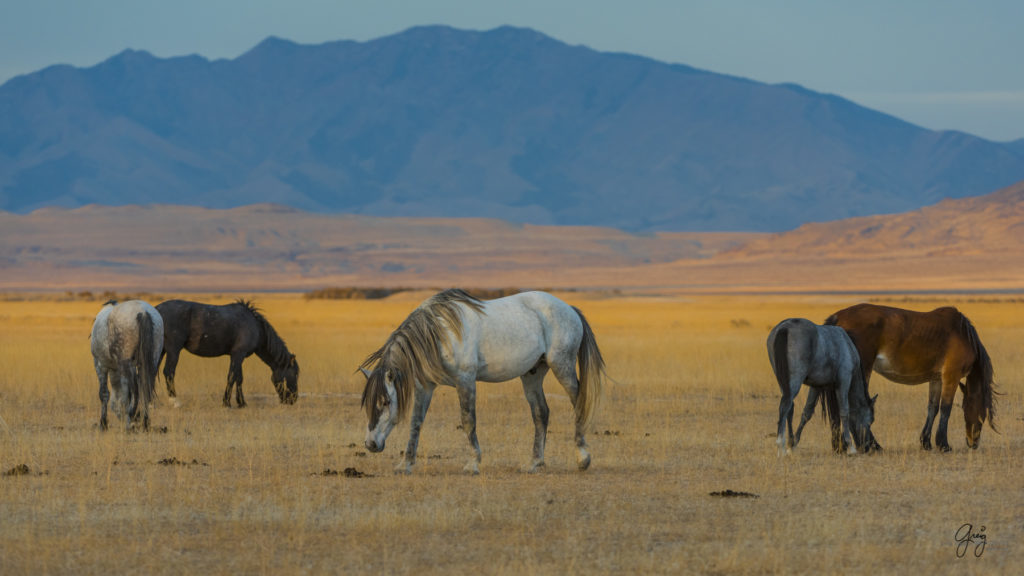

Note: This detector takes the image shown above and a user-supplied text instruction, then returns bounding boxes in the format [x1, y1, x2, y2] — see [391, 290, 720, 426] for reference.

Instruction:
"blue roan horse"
[360, 289, 606, 474]
[767, 318, 876, 455]
[90, 300, 164, 430]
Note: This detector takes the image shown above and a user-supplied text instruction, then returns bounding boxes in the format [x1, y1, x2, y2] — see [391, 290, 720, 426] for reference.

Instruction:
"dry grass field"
[1, 292, 1022, 575]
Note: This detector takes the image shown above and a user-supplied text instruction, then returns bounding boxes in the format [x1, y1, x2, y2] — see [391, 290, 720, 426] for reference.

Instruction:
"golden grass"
[0, 293, 1022, 575]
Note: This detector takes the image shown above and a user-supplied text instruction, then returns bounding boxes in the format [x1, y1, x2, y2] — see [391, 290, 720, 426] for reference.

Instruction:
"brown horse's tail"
[135, 311, 157, 425]
[573, 306, 605, 431]
[963, 317, 997, 431]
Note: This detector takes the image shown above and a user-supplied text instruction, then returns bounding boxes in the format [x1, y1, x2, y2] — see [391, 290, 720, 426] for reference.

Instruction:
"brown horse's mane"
[360, 289, 485, 423]
[957, 312, 997, 431]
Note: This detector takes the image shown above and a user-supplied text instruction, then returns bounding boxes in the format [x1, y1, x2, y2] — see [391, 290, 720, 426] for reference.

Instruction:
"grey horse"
[767, 318, 876, 455]
[360, 289, 606, 474]
[90, 300, 164, 430]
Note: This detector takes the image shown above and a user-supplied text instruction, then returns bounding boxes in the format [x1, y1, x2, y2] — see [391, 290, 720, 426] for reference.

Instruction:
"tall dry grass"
[0, 293, 1021, 574]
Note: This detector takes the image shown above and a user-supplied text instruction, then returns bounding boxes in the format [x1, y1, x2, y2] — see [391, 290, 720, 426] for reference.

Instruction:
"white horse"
[91, 300, 164, 430]
[360, 289, 606, 474]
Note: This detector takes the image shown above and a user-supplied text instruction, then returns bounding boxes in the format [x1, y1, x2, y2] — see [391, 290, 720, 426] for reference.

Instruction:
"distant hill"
[655, 179, 1024, 293]
[2, 25, 1023, 231]
[728, 179, 1024, 258]
[3, 182, 1024, 293]
[0, 204, 759, 292]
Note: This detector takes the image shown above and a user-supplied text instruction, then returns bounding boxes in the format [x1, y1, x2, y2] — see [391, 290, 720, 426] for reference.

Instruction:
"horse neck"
[254, 321, 289, 369]
[847, 367, 871, 412]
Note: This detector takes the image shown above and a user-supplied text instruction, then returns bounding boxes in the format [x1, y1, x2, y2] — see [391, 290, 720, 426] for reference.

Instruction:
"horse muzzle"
[365, 439, 385, 453]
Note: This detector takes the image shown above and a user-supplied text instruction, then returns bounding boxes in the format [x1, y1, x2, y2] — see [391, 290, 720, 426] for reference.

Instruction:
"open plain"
[1, 292, 1021, 574]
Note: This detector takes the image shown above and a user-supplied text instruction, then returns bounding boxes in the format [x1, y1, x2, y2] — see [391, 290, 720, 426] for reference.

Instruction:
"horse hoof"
[527, 462, 546, 474]
[463, 462, 481, 475]
[171, 398, 182, 409]
[938, 444, 952, 453]
[577, 454, 592, 471]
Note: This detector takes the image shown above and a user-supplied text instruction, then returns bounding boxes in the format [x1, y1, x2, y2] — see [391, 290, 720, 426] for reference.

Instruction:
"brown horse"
[825, 304, 997, 452]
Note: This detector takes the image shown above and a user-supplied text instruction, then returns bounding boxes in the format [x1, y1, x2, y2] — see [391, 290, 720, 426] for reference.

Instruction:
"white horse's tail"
[573, 306, 605, 430]
[135, 311, 157, 425]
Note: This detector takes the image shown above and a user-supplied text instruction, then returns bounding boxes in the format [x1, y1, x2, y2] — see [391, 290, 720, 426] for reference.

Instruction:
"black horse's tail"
[963, 316, 997, 431]
[135, 311, 157, 426]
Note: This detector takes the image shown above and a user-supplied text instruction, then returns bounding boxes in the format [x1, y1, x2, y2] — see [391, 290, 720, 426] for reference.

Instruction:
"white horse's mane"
[360, 289, 485, 422]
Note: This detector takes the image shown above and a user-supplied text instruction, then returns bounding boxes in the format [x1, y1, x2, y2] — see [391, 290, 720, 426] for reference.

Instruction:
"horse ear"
[359, 367, 372, 379]
[958, 382, 966, 394]
[870, 394, 878, 406]
[289, 354, 297, 367]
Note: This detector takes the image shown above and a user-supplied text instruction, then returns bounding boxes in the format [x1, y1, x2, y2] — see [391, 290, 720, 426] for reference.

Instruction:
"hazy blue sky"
[3, 0, 1022, 141]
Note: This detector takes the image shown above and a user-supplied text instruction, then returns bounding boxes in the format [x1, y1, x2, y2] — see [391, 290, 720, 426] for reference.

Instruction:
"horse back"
[156, 300, 196, 349]
[827, 303, 974, 383]
[461, 292, 578, 381]
[158, 300, 261, 357]
[769, 319, 854, 385]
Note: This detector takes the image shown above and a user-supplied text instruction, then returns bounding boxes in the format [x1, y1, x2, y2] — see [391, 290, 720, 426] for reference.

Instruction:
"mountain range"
[2, 25, 1024, 232]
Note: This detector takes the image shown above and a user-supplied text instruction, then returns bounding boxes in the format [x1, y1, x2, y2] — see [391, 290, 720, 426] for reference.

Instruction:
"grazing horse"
[90, 300, 164, 430]
[156, 299, 298, 407]
[793, 385, 884, 453]
[767, 318, 876, 455]
[360, 289, 606, 474]
[826, 303, 997, 452]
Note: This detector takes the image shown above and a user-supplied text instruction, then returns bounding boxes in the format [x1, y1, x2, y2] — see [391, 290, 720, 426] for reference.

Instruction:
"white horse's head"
[360, 367, 399, 452]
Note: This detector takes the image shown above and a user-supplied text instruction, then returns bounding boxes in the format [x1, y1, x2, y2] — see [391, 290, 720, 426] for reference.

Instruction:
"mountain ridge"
[2, 25, 1023, 231]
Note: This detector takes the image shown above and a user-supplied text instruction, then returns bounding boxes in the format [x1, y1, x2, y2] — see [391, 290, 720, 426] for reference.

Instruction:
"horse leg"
[109, 368, 127, 421]
[520, 366, 550, 472]
[550, 361, 592, 470]
[120, 361, 138, 432]
[96, 362, 110, 431]
[934, 372, 960, 453]
[838, 379, 857, 455]
[396, 383, 436, 475]
[456, 379, 481, 475]
[794, 387, 820, 447]
[776, 397, 792, 456]
[776, 376, 801, 456]
[920, 380, 941, 450]
[162, 346, 182, 408]
[225, 355, 245, 408]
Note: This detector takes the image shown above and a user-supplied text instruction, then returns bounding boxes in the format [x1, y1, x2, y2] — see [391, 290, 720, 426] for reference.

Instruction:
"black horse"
[156, 299, 299, 407]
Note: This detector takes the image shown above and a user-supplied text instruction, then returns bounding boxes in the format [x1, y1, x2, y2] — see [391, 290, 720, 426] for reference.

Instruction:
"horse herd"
[89, 290, 999, 474]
